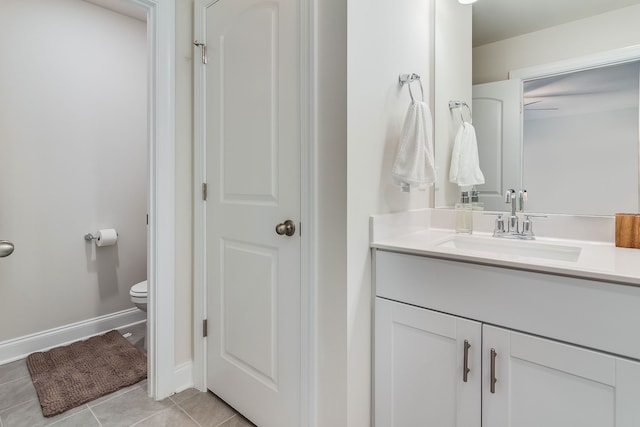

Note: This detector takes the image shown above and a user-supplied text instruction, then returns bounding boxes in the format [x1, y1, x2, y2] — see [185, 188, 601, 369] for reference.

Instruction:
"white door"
[482, 325, 640, 427]
[201, 0, 301, 426]
[472, 79, 521, 211]
[375, 298, 481, 427]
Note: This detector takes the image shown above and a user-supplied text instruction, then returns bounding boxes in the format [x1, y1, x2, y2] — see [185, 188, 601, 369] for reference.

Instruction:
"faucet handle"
[525, 213, 547, 219]
[494, 214, 506, 235]
[484, 212, 507, 235]
[519, 189, 527, 211]
[522, 215, 534, 238]
[504, 189, 515, 203]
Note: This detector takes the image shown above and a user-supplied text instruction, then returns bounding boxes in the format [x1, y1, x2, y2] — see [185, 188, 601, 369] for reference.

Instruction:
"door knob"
[275, 220, 296, 237]
[0, 240, 15, 258]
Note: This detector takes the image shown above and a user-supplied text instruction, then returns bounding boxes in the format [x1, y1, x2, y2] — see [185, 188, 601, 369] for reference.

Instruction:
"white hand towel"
[391, 101, 436, 190]
[449, 121, 485, 186]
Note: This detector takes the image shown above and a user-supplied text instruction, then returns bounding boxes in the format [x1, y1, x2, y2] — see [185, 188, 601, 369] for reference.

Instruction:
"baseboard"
[0, 308, 146, 364]
[174, 361, 194, 393]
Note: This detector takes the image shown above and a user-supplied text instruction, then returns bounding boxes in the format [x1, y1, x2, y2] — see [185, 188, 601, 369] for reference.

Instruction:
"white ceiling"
[473, 0, 640, 47]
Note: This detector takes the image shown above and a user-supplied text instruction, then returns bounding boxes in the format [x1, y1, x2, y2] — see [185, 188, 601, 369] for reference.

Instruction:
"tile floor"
[0, 323, 255, 427]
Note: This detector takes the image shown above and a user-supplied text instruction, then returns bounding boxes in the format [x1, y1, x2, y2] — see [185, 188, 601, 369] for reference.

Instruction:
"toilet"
[129, 280, 148, 312]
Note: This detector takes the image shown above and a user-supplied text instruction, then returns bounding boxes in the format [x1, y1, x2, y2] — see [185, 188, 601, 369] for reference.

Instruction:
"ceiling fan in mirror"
[523, 100, 558, 111]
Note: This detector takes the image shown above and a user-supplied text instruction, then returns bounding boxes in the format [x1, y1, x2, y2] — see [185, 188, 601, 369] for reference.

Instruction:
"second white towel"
[391, 101, 436, 190]
[449, 121, 485, 187]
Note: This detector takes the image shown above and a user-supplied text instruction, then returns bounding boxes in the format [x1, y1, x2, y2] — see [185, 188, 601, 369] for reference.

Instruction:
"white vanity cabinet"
[373, 249, 640, 427]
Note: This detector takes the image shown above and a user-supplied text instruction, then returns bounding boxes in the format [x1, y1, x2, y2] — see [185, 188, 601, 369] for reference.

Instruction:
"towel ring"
[408, 79, 424, 104]
[399, 73, 424, 104]
[449, 101, 472, 124]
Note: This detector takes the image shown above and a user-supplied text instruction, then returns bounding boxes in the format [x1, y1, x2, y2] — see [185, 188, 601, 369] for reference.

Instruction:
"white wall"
[0, 0, 147, 341]
[347, 0, 433, 424]
[473, 4, 640, 84]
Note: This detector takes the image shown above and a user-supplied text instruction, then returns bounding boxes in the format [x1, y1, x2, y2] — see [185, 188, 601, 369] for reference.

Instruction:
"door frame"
[131, 0, 176, 400]
[192, 0, 318, 425]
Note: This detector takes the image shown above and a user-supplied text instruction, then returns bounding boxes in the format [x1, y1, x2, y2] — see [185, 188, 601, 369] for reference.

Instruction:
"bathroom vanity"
[371, 210, 640, 427]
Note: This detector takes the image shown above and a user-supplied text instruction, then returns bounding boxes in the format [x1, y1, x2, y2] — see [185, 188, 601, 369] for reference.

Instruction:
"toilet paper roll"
[96, 229, 118, 247]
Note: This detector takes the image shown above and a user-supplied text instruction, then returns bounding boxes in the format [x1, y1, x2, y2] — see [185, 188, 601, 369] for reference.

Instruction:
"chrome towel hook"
[399, 73, 424, 103]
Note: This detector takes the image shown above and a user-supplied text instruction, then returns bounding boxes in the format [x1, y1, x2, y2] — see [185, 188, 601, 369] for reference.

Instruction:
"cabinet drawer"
[373, 249, 640, 360]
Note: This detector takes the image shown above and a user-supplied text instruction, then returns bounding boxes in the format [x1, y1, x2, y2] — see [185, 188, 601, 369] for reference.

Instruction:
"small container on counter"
[455, 191, 473, 234]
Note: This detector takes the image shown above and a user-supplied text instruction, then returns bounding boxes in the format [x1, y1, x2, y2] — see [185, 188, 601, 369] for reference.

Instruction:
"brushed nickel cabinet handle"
[463, 340, 471, 383]
[490, 348, 498, 394]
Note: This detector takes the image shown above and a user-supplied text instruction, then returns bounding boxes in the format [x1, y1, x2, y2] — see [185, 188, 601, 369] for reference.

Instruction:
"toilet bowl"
[130, 280, 148, 312]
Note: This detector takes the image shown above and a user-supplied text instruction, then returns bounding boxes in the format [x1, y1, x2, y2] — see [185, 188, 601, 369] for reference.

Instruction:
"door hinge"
[203, 319, 208, 338]
[202, 182, 208, 201]
[193, 41, 207, 64]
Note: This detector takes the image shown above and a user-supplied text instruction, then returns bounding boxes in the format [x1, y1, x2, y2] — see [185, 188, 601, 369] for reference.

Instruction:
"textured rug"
[26, 330, 147, 417]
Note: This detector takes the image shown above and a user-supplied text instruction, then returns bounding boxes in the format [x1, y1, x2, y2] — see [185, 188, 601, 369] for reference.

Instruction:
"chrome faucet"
[493, 189, 537, 239]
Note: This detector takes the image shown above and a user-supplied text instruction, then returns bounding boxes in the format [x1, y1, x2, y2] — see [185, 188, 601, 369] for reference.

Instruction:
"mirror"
[436, 0, 640, 216]
[520, 60, 640, 215]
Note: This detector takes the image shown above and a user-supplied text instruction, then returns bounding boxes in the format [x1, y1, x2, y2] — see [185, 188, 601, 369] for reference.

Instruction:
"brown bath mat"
[26, 330, 147, 417]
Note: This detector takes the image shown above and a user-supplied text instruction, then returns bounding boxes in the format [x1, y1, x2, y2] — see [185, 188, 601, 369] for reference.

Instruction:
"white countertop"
[370, 209, 640, 286]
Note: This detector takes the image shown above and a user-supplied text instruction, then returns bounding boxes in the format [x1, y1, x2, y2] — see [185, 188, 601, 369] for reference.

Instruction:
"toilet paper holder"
[84, 230, 119, 241]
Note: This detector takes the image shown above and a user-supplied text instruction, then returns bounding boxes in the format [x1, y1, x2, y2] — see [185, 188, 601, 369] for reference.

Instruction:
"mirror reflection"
[442, 0, 640, 215]
[521, 61, 639, 215]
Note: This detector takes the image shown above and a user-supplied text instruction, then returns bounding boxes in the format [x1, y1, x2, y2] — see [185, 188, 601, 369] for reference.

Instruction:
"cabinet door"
[375, 298, 481, 427]
[483, 325, 640, 427]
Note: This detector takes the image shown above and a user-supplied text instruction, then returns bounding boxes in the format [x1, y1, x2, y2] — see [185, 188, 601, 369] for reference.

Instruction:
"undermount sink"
[436, 234, 582, 262]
